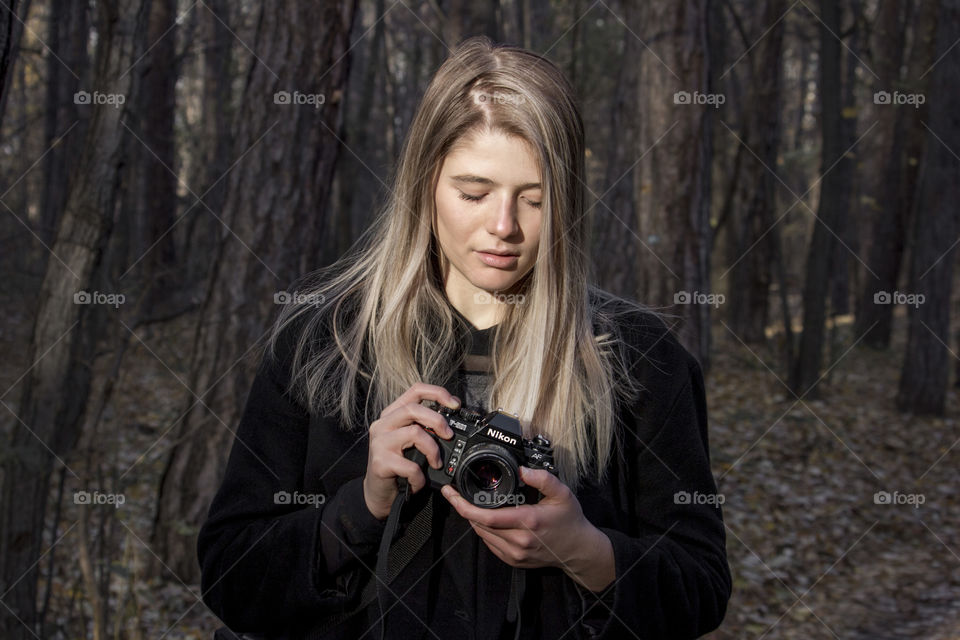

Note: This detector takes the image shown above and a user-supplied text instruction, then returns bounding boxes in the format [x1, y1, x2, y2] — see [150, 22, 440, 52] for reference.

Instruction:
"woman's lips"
[476, 250, 519, 268]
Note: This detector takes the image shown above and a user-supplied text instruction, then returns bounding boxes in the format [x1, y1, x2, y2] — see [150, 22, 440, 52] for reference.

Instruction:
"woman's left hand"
[440, 466, 616, 591]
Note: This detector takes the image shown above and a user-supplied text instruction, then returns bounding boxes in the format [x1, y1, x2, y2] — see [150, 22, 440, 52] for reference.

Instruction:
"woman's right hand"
[362, 383, 460, 520]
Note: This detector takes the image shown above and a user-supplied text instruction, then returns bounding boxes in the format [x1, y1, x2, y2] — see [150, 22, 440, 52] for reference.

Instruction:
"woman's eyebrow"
[451, 174, 541, 190]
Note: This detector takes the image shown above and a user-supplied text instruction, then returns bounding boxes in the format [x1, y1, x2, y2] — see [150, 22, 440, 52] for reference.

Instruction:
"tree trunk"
[150, 0, 358, 582]
[182, 0, 233, 291]
[135, 0, 178, 302]
[826, 0, 862, 320]
[790, 0, 845, 396]
[0, 0, 31, 129]
[896, 0, 959, 415]
[38, 0, 88, 246]
[0, 2, 141, 636]
[591, 0, 641, 298]
[725, 0, 785, 344]
[855, 0, 936, 347]
[637, 0, 714, 369]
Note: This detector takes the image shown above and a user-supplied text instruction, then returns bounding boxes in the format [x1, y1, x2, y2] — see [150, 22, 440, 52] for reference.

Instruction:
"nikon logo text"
[486, 428, 518, 446]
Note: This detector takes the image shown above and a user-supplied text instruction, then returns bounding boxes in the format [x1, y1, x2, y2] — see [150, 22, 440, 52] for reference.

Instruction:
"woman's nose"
[488, 195, 519, 237]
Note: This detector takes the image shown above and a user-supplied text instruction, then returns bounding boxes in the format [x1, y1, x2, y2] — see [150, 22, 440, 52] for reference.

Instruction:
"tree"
[151, 0, 359, 582]
[854, 0, 937, 348]
[724, 0, 786, 344]
[134, 0, 179, 302]
[0, 1, 144, 636]
[0, 0, 30, 129]
[637, 0, 715, 369]
[790, 0, 846, 395]
[591, 0, 641, 297]
[896, 0, 959, 415]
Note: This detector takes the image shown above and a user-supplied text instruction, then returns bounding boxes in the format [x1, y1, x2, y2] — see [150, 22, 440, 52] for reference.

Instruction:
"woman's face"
[434, 129, 543, 318]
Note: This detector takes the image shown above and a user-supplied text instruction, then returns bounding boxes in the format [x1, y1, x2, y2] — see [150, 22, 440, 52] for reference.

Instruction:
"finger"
[378, 403, 456, 440]
[387, 456, 429, 493]
[470, 523, 534, 568]
[519, 466, 567, 498]
[381, 383, 460, 419]
[441, 485, 529, 529]
[387, 424, 445, 469]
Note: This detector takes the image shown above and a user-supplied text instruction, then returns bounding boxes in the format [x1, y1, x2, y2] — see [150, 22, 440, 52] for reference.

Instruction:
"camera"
[404, 401, 558, 508]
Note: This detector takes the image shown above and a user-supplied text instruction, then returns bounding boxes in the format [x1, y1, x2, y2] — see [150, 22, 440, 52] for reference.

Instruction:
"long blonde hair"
[268, 36, 648, 489]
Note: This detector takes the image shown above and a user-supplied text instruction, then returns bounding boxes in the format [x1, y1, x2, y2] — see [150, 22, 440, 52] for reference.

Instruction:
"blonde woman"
[199, 36, 731, 640]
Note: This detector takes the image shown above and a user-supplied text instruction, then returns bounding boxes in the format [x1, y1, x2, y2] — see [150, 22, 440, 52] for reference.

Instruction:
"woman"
[198, 36, 731, 640]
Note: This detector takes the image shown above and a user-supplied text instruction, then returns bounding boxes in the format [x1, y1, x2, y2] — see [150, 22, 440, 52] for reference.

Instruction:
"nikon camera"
[403, 401, 558, 508]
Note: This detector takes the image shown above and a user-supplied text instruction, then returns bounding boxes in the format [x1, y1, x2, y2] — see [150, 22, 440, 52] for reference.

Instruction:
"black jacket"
[197, 298, 732, 639]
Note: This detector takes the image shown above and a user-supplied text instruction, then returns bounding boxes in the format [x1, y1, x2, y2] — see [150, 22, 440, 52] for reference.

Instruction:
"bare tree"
[854, 0, 937, 348]
[724, 0, 786, 344]
[897, 0, 959, 415]
[637, 0, 715, 368]
[151, 0, 359, 582]
[0, 0, 31, 129]
[38, 0, 89, 246]
[134, 0, 179, 303]
[0, 1, 144, 636]
[790, 0, 846, 396]
[591, 0, 641, 297]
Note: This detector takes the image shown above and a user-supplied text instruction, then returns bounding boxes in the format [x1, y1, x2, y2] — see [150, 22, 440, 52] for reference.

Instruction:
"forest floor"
[2, 299, 959, 639]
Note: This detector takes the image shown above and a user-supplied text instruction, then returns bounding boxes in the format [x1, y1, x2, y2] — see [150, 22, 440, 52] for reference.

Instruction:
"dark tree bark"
[826, 0, 862, 319]
[0, 0, 30, 130]
[591, 0, 641, 298]
[335, 0, 386, 256]
[828, 0, 863, 320]
[38, 0, 89, 246]
[181, 0, 234, 290]
[151, 0, 358, 582]
[637, 0, 715, 369]
[135, 0, 179, 302]
[0, 1, 142, 636]
[855, 0, 936, 347]
[790, 0, 846, 396]
[896, 0, 960, 415]
[725, 0, 785, 344]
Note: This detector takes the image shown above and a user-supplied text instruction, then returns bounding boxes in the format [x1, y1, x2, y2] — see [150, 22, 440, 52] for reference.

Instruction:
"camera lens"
[456, 444, 519, 508]
[471, 461, 502, 490]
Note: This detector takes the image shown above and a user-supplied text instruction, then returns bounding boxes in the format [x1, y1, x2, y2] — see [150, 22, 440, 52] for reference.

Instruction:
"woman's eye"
[525, 199, 542, 209]
[458, 191, 485, 203]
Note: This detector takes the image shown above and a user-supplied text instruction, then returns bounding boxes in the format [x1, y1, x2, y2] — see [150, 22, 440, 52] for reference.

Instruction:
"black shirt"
[197, 295, 732, 639]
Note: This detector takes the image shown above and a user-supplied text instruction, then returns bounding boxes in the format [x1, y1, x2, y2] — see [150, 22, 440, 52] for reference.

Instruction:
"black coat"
[197, 299, 732, 639]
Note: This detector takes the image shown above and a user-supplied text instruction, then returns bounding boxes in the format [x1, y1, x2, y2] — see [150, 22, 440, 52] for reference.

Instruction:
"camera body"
[404, 401, 558, 508]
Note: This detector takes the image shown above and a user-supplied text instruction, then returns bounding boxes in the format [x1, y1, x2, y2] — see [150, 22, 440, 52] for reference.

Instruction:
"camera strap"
[304, 481, 433, 640]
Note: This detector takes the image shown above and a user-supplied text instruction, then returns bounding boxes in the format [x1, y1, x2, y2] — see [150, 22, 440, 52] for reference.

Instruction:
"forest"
[1, 0, 959, 638]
